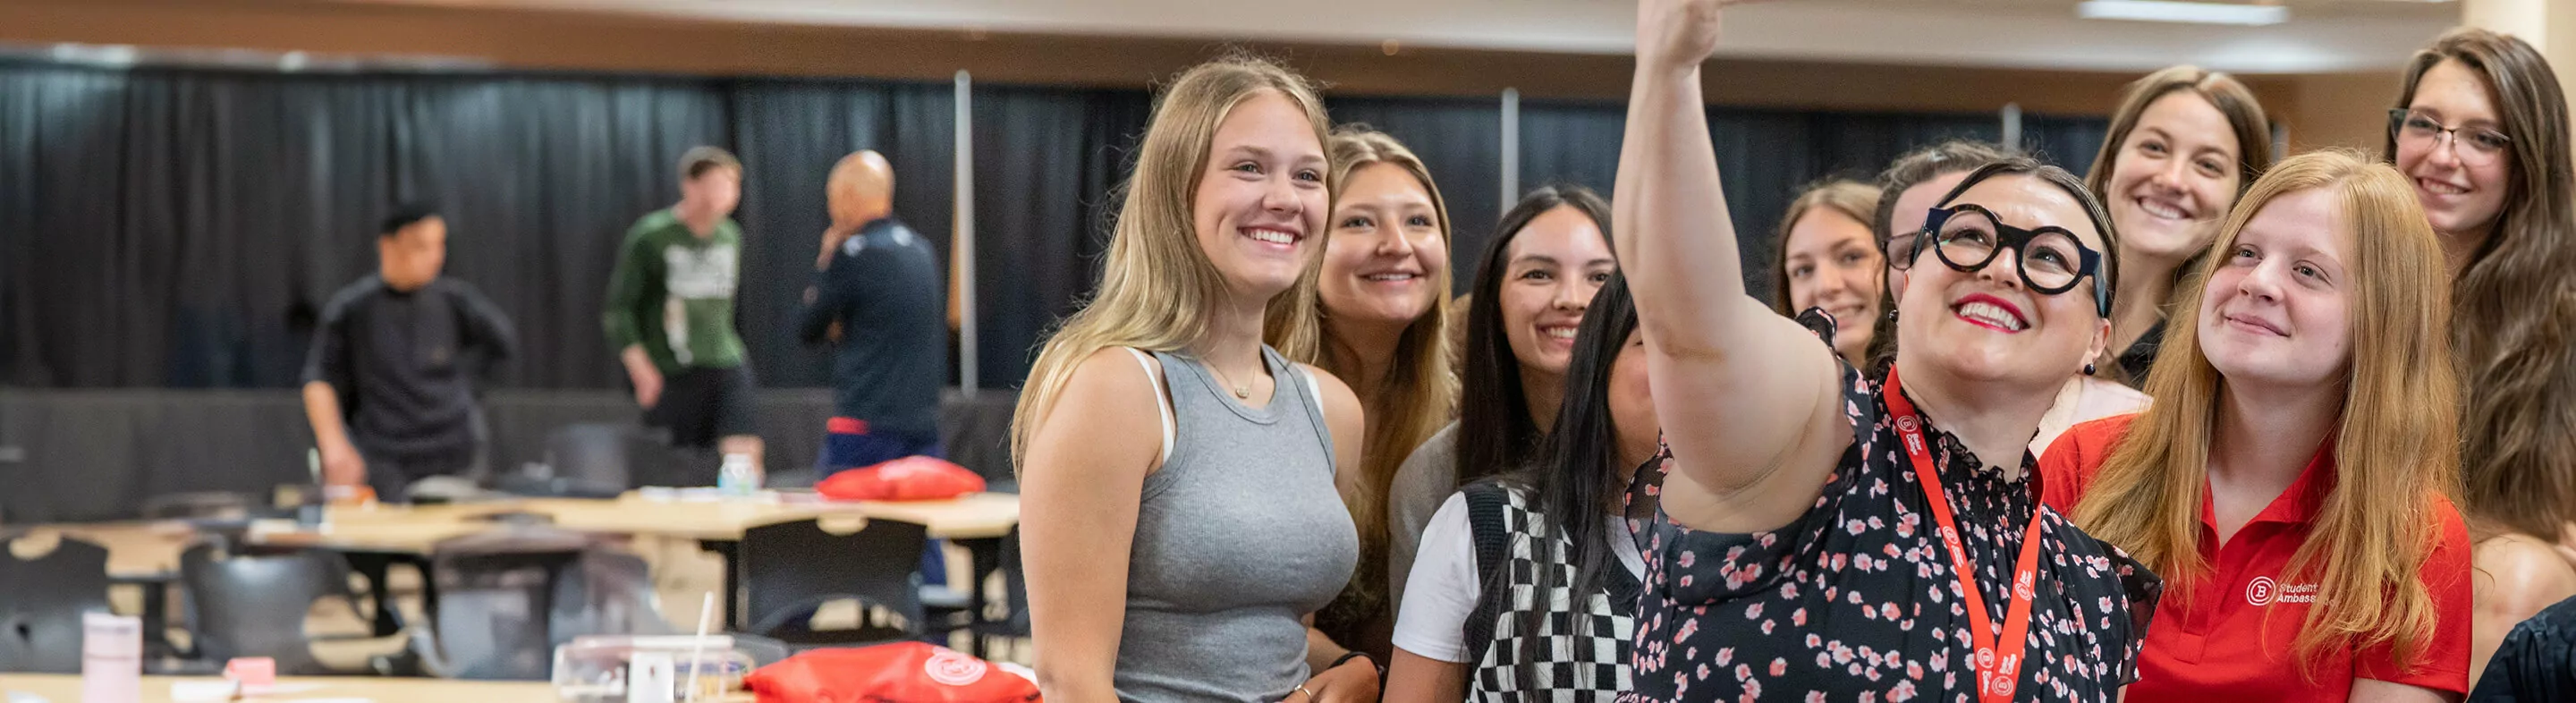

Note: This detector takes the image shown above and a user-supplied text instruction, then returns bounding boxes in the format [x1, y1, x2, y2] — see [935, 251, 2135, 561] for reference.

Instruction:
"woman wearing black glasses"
[1612, 1, 2158, 699]
[2385, 28, 2576, 686]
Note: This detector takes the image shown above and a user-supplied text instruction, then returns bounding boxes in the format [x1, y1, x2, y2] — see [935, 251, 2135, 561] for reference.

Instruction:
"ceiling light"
[2078, 0, 2290, 26]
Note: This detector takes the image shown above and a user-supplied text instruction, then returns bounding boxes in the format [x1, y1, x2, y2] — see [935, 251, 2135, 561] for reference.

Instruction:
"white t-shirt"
[1389, 491, 1648, 663]
[2033, 376, 2151, 457]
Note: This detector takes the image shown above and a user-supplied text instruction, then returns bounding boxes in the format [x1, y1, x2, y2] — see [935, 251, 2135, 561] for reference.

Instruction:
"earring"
[2083, 362, 2097, 377]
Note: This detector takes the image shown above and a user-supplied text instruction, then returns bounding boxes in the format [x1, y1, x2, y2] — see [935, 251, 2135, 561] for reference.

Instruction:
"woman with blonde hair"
[2382, 28, 2576, 684]
[1014, 55, 1377, 702]
[2043, 150, 2472, 701]
[1768, 178, 1883, 367]
[1269, 125, 1458, 663]
[2086, 64, 2275, 384]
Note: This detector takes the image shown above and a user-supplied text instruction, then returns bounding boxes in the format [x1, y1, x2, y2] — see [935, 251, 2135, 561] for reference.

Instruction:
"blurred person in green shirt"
[604, 146, 764, 473]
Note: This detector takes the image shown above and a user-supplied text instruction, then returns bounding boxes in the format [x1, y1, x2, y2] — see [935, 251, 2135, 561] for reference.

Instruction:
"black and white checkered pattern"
[1465, 485, 1635, 701]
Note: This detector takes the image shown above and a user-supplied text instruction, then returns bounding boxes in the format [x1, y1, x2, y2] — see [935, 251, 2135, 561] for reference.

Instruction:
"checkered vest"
[1460, 482, 1640, 701]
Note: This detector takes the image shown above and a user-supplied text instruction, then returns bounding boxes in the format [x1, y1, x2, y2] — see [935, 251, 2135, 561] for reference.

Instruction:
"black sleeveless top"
[1459, 481, 1640, 700]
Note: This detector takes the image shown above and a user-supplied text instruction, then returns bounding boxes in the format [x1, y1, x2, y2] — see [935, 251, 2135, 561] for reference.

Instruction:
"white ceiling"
[355, 0, 2463, 73]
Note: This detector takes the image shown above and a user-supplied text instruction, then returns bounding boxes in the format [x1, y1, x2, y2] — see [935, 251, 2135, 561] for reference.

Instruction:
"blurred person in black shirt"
[302, 204, 516, 501]
[802, 150, 947, 475]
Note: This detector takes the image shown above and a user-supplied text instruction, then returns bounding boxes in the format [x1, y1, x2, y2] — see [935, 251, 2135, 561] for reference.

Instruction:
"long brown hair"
[2085, 65, 2274, 200]
[1268, 125, 1459, 626]
[2084, 64, 2275, 384]
[1011, 55, 1332, 465]
[2072, 150, 2456, 670]
[2384, 28, 2576, 542]
[1768, 178, 1883, 318]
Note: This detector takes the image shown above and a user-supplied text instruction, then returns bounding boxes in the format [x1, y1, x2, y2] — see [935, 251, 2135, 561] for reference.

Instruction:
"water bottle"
[717, 453, 759, 496]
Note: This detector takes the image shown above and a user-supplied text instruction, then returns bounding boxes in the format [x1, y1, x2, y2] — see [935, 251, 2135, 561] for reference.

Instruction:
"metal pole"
[1999, 102, 2023, 151]
[953, 70, 979, 391]
[1499, 88, 1521, 214]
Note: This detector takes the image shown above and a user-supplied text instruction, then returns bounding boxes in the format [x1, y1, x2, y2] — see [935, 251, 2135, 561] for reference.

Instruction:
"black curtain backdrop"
[2024, 113, 2113, 180]
[0, 57, 2104, 391]
[1326, 96, 1504, 295]
[402, 77, 733, 390]
[1520, 98, 1628, 199]
[969, 85, 1152, 388]
[1513, 99, 2010, 306]
[0, 61, 973, 391]
[727, 79, 957, 388]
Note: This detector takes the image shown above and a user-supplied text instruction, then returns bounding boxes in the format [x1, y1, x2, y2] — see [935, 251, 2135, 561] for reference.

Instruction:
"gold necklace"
[1206, 361, 1255, 399]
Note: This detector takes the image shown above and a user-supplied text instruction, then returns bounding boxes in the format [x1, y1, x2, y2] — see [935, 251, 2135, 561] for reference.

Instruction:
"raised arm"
[801, 237, 857, 343]
[1614, 0, 1850, 531]
[1021, 348, 1167, 703]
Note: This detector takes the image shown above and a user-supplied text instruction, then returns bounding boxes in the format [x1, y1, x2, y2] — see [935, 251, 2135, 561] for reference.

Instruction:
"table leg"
[342, 553, 402, 637]
[140, 580, 170, 656]
[956, 536, 1004, 659]
[699, 539, 741, 630]
[406, 555, 439, 631]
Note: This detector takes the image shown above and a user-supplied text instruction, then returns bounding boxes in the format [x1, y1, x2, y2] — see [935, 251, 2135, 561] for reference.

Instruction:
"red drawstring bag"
[746, 642, 1039, 703]
[815, 455, 987, 502]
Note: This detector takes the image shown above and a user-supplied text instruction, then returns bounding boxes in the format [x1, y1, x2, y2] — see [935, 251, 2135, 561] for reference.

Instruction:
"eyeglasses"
[2390, 108, 2513, 167]
[1891, 204, 2110, 318]
[1885, 230, 1921, 269]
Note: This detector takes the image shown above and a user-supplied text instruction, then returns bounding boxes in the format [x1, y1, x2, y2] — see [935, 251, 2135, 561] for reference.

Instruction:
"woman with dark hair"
[1384, 185, 1614, 610]
[2086, 65, 2275, 384]
[1612, 1, 2157, 698]
[1866, 141, 2148, 455]
[1863, 140, 2019, 371]
[2383, 27, 2576, 684]
[1383, 273, 1651, 700]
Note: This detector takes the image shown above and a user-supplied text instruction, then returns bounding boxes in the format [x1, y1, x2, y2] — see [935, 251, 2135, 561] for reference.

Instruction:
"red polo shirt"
[2039, 415, 2473, 701]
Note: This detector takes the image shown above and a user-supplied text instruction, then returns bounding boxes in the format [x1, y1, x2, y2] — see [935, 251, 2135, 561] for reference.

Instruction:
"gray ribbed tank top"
[1112, 346, 1359, 702]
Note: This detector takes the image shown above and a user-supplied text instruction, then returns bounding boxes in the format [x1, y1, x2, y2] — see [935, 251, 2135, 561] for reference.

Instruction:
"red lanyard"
[1881, 368, 2047, 703]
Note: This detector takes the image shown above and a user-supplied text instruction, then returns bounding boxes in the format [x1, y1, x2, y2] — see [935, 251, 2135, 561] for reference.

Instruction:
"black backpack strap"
[1458, 482, 1517, 660]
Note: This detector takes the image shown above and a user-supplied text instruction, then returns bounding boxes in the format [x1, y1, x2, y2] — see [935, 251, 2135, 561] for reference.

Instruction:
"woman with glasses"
[2085, 65, 2275, 385]
[2042, 150, 2473, 703]
[1865, 141, 2018, 372]
[1612, 1, 2157, 699]
[1872, 142, 2154, 455]
[2384, 27, 2576, 686]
